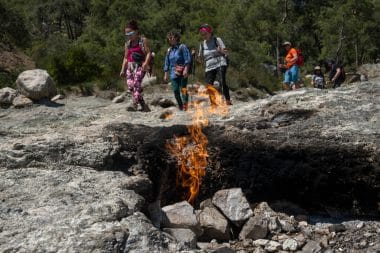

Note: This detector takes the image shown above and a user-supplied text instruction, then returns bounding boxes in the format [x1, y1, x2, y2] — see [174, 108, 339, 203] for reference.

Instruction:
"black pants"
[205, 66, 230, 100]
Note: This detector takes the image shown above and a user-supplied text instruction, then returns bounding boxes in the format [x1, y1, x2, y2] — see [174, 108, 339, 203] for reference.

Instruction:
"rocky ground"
[0, 78, 379, 252]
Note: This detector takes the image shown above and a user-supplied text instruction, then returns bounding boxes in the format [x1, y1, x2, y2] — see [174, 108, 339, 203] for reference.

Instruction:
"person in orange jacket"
[278, 41, 299, 91]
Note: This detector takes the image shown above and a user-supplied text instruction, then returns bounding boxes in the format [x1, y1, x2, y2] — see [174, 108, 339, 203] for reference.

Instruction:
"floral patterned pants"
[126, 64, 145, 104]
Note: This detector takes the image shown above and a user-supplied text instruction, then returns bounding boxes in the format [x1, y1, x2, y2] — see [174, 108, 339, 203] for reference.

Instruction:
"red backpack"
[296, 48, 304, 67]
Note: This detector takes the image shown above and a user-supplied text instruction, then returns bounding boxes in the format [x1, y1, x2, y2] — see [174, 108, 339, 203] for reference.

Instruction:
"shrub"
[0, 71, 18, 89]
[46, 46, 100, 86]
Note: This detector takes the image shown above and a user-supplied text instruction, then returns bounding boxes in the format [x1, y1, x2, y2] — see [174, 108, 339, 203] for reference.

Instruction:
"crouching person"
[311, 66, 325, 89]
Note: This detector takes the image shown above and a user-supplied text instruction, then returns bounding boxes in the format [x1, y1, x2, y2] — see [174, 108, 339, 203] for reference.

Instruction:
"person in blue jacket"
[164, 31, 192, 111]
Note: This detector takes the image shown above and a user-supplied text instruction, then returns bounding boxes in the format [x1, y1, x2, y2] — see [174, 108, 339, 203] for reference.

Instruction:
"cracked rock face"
[0, 80, 379, 252]
[0, 167, 144, 252]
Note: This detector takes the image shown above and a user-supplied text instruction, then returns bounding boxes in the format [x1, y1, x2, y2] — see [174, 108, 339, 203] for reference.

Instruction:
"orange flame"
[206, 84, 229, 116]
[166, 83, 229, 204]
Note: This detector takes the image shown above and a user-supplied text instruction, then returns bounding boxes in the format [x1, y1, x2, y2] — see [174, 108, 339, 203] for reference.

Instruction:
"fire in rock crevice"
[166, 87, 229, 204]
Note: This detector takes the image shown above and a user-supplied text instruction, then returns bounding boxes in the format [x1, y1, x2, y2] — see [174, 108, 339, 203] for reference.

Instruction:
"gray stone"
[151, 97, 176, 108]
[253, 202, 277, 217]
[212, 188, 253, 225]
[211, 246, 235, 253]
[16, 69, 57, 100]
[301, 240, 322, 253]
[161, 201, 201, 235]
[51, 94, 65, 102]
[279, 218, 297, 233]
[268, 217, 282, 233]
[282, 238, 299, 251]
[12, 94, 33, 108]
[112, 94, 125, 103]
[199, 206, 230, 241]
[328, 224, 346, 233]
[0, 87, 17, 105]
[200, 198, 215, 209]
[265, 241, 282, 252]
[163, 228, 197, 250]
[239, 215, 268, 240]
[252, 239, 270, 247]
[122, 212, 175, 252]
[358, 63, 380, 79]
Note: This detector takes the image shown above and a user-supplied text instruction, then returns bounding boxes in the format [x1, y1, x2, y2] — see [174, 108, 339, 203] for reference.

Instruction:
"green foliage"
[0, 1, 30, 49]
[2, 0, 380, 92]
[46, 46, 100, 85]
[0, 71, 18, 89]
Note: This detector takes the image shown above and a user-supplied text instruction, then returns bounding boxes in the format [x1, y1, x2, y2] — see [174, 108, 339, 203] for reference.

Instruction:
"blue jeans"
[284, 65, 299, 87]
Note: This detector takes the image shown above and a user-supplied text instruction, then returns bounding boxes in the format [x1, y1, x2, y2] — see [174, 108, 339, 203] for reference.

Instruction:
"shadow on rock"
[35, 98, 65, 107]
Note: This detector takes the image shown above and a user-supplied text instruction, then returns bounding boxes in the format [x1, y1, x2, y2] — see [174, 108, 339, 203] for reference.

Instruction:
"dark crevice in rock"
[103, 122, 379, 220]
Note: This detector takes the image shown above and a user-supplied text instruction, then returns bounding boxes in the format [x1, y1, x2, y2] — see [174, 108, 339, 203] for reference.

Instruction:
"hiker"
[163, 31, 191, 111]
[327, 60, 345, 88]
[278, 41, 299, 91]
[311, 66, 325, 89]
[120, 20, 151, 112]
[198, 24, 232, 106]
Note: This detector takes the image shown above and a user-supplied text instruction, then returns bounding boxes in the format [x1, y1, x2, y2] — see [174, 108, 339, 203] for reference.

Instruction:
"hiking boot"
[140, 101, 151, 112]
[226, 100, 232, 106]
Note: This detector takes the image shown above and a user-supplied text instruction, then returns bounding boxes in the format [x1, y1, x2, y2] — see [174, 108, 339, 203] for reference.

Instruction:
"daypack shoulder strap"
[199, 41, 204, 57]
[128, 37, 146, 52]
[139, 36, 146, 54]
[214, 37, 219, 47]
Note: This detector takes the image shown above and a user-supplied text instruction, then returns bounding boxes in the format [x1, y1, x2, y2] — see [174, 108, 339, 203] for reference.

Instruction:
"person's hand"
[183, 70, 189, 78]
[142, 62, 148, 71]
[163, 72, 168, 82]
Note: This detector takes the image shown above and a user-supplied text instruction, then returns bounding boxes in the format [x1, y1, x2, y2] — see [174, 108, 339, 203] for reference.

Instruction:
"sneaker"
[226, 100, 233, 106]
[183, 103, 188, 111]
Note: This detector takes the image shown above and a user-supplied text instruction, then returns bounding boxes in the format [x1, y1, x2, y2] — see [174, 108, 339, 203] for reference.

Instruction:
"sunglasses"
[199, 24, 210, 29]
[125, 31, 136, 37]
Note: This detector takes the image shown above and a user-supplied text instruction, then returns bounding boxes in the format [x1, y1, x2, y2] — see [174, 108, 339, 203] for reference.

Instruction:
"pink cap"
[199, 24, 212, 33]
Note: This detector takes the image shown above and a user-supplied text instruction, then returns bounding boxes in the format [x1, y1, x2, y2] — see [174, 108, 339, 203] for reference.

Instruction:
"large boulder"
[357, 63, 380, 79]
[16, 69, 57, 100]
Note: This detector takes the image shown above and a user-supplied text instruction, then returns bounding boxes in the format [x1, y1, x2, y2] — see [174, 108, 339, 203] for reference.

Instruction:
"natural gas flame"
[161, 111, 173, 120]
[166, 84, 229, 204]
[206, 84, 229, 116]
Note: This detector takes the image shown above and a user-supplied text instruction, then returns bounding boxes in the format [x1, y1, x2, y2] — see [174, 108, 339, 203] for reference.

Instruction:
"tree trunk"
[276, 34, 281, 77]
[335, 17, 345, 62]
[282, 0, 289, 23]
[355, 39, 359, 68]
